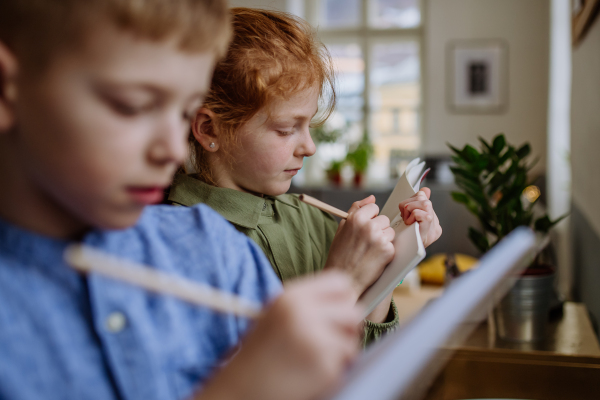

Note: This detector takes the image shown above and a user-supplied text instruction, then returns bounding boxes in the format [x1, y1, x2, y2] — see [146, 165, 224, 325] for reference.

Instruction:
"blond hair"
[0, 0, 231, 71]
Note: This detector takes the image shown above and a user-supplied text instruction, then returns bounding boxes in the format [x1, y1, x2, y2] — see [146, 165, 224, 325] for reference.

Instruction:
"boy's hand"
[198, 272, 362, 400]
[324, 195, 395, 300]
[398, 188, 442, 247]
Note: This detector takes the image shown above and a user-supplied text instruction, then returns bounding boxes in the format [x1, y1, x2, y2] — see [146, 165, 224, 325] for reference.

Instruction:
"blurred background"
[230, 0, 599, 339]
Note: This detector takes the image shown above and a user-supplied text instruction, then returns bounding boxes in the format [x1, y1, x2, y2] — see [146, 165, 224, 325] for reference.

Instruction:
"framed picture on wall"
[446, 40, 508, 114]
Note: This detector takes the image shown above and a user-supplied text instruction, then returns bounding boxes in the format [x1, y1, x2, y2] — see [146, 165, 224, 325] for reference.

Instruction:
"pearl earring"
[209, 142, 215, 148]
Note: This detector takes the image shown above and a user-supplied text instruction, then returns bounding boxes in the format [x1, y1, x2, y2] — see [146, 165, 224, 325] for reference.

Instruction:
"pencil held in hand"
[299, 194, 349, 219]
[64, 244, 262, 319]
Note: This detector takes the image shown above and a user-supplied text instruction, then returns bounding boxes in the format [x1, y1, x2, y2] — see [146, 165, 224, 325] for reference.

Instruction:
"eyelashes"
[106, 96, 157, 117]
[94, 80, 205, 122]
[107, 99, 198, 122]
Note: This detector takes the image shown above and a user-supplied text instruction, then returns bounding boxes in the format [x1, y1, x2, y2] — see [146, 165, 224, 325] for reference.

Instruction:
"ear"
[192, 108, 220, 152]
[0, 40, 18, 133]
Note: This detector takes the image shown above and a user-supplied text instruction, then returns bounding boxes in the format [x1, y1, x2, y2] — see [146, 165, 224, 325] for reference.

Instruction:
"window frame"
[296, 0, 426, 158]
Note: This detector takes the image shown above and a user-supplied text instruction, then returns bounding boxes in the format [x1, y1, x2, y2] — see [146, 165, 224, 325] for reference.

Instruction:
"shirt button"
[105, 312, 127, 333]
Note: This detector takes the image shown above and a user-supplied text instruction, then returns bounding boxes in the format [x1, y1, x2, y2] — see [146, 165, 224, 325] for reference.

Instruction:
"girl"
[168, 8, 442, 344]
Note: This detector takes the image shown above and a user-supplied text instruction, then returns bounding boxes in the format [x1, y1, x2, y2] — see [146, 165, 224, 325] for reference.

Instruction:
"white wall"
[424, 0, 550, 176]
[230, 0, 552, 175]
[572, 16, 600, 237]
[571, 14, 600, 327]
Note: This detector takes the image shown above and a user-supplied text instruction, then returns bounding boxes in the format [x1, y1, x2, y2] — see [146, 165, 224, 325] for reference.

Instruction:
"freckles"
[235, 149, 270, 175]
[254, 153, 281, 173]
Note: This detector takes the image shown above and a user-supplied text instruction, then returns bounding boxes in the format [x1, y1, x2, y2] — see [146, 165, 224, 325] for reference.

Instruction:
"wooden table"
[392, 286, 600, 400]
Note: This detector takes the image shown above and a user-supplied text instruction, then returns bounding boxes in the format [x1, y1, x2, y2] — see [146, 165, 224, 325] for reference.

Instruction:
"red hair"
[190, 7, 336, 184]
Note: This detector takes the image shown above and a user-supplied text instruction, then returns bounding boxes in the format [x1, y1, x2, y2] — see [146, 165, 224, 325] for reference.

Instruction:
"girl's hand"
[324, 195, 396, 300]
[398, 188, 442, 247]
[198, 272, 362, 400]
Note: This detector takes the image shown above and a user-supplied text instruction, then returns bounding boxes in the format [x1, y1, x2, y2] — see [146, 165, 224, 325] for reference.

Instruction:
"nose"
[148, 115, 189, 167]
[295, 126, 317, 158]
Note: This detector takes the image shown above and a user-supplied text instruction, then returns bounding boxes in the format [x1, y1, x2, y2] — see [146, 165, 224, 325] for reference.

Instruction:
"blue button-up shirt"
[0, 205, 282, 400]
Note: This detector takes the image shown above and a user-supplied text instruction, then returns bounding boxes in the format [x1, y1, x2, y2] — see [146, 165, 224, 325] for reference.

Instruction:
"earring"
[209, 142, 215, 148]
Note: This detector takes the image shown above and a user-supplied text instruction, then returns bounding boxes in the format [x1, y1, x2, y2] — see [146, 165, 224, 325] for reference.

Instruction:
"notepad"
[357, 158, 429, 318]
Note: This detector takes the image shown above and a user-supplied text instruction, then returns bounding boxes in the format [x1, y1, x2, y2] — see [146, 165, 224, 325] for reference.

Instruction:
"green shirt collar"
[168, 174, 299, 229]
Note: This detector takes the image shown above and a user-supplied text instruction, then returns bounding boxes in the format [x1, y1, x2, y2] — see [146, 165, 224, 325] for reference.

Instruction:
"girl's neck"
[210, 172, 265, 198]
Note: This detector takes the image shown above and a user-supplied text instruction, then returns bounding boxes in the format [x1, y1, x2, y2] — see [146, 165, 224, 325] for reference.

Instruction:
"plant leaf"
[451, 155, 472, 169]
[498, 147, 515, 166]
[516, 143, 531, 159]
[534, 213, 568, 233]
[478, 137, 493, 153]
[492, 134, 506, 155]
[534, 216, 552, 233]
[463, 145, 481, 163]
[451, 191, 470, 205]
[497, 185, 522, 209]
[475, 153, 489, 171]
[455, 177, 487, 204]
[450, 166, 479, 181]
[447, 143, 463, 156]
[487, 171, 509, 196]
[468, 227, 490, 253]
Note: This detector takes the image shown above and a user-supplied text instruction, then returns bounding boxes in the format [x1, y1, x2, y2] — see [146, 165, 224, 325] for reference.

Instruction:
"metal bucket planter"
[493, 270, 555, 342]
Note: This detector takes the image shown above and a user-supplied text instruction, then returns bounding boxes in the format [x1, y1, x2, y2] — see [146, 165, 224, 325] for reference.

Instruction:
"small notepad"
[357, 158, 428, 318]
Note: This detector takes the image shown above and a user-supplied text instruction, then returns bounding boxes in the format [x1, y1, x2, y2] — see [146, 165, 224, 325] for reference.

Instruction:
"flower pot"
[353, 172, 363, 188]
[493, 268, 555, 342]
[327, 171, 341, 187]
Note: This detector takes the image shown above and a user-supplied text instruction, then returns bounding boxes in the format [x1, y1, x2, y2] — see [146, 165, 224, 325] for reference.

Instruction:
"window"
[290, 0, 423, 184]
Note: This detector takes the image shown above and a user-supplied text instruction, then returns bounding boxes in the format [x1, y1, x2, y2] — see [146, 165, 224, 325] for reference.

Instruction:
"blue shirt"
[0, 204, 282, 400]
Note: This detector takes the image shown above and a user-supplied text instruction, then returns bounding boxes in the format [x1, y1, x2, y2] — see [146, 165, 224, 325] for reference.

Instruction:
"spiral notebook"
[331, 228, 537, 400]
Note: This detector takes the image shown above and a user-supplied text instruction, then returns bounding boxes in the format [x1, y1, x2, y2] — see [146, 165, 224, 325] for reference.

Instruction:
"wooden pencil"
[64, 244, 262, 319]
[299, 194, 349, 219]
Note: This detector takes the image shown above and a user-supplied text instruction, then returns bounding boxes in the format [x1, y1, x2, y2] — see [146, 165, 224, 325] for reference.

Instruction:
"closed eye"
[108, 99, 153, 116]
[93, 82, 159, 118]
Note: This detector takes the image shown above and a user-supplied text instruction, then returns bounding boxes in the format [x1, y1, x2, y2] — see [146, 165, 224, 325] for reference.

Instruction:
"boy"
[0, 1, 361, 399]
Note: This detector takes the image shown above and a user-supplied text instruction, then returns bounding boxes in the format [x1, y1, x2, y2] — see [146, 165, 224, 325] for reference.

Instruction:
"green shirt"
[168, 174, 399, 345]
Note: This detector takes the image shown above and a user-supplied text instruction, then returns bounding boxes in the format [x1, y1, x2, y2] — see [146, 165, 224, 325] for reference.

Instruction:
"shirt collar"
[272, 194, 300, 209]
[168, 174, 298, 229]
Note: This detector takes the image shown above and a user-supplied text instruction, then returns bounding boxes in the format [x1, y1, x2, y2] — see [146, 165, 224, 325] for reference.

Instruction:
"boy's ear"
[0, 40, 18, 133]
[192, 108, 220, 152]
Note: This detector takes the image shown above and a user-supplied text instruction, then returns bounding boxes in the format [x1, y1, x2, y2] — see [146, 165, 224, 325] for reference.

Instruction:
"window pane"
[287, 0, 305, 19]
[370, 41, 420, 178]
[319, 0, 361, 28]
[327, 42, 364, 128]
[369, 0, 421, 29]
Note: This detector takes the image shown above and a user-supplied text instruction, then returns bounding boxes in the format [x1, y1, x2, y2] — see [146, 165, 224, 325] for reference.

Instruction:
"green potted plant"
[325, 159, 344, 187]
[306, 123, 346, 186]
[448, 133, 565, 342]
[346, 131, 374, 187]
